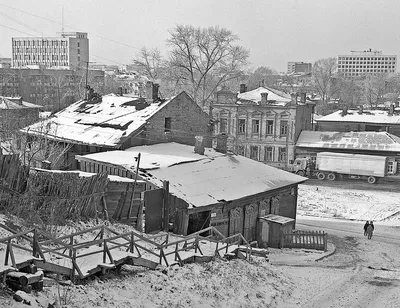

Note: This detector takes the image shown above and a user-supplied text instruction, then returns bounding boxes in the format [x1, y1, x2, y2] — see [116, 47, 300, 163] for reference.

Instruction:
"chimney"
[300, 92, 306, 104]
[261, 92, 268, 105]
[194, 136, 205, 155]
[145, 81, 159, 103]
[215, 133, 228, 153]
[389, 104, 394, 116]
[358, 105, 363, 114]
[290, 93, 298, 104]
[118, 86, 123, 96]
[239, 84, 247, 93]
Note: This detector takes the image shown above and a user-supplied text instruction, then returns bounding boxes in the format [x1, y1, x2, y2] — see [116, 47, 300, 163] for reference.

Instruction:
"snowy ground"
[1, 180, 400, 307]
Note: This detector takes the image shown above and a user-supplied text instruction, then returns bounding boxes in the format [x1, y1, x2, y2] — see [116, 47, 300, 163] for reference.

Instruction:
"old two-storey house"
[212, 85, 314, 169]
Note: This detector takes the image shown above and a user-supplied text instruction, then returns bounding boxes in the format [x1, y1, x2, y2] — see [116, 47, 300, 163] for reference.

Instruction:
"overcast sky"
[1, 0, 399, 72]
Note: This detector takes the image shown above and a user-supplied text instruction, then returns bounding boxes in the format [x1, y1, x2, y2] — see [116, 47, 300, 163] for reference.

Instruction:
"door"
[144, 188, 164, 233]
[244, 203, 258, 241]
[229, 207, 243, 236]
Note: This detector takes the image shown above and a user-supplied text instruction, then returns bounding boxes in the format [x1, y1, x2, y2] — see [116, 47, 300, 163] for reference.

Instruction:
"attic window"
[164, 117, 171, 132]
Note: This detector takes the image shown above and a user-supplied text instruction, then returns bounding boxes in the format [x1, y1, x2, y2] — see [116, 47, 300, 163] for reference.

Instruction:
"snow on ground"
[297, 183, 400, 225]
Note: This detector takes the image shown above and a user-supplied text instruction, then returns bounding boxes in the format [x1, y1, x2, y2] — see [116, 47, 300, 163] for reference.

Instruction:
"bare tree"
[133, 47, 164, 82]
[312, 58, 337, 105]
[167, 25, 249, 108]
[362, 73, 389, 108]
[245, 66, 279, 90]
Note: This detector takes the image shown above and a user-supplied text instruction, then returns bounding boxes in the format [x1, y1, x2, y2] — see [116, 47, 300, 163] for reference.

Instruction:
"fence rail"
[281, 230, 327, 251]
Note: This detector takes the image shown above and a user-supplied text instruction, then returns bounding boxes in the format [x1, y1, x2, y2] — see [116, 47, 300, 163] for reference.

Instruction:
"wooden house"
[76, 142, 307, 242]
[296, 131, 400, 175]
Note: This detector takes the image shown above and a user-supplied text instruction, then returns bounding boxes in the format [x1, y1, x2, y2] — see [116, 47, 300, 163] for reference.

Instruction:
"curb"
[315, 245, 336, 262]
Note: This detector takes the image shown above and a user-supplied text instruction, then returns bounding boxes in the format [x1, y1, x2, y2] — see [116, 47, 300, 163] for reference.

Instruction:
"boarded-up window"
[250, 146, 259, 160]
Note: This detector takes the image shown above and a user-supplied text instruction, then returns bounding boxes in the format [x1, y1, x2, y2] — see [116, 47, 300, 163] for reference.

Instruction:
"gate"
[243, 203, 258, 241]
[229, 207, 243, 236]
[143, 188, 164, 233]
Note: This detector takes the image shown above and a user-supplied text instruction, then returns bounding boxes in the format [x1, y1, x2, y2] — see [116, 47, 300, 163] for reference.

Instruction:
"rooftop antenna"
[61, 6, 64, 36]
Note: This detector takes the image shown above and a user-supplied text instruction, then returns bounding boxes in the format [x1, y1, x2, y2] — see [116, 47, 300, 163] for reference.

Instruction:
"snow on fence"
[281, 230, 327, 251]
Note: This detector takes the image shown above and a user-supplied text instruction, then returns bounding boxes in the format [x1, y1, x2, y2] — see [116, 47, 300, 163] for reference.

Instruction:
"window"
[280, 120, 288, 136]
[265, 146, 274, 161]
[278, 147, 286, 162]
[266, 120, 274, 135]
[220, 118, 228, 133]
[250, 146, 259, 160]
[236, 145, 245, 156]
[238, 119, 246, 134]
[252, 119, 260, 134]
[164, 117, 171, 132]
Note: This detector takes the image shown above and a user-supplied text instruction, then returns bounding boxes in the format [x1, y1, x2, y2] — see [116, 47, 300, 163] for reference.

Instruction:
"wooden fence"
[281, 230, 327, 251]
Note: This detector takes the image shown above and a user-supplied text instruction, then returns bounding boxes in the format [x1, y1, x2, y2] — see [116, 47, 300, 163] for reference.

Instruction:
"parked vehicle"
[291, 152, 388, 184]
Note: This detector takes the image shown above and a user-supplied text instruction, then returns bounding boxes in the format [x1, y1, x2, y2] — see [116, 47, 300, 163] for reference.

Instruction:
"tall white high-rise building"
[337, 49, 397, 77]
[12, 32, 89, 69]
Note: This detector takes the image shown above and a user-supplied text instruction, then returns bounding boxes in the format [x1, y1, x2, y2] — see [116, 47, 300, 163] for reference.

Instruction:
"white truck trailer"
[315, 152, 388, 184]
[291, 152, 388, 184]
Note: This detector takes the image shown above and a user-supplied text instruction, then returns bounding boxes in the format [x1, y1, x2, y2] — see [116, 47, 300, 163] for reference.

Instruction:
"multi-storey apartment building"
[12, 32, 89, 69]
[287, 62, 312, 74]
[212, 85, 314, 169]
[337, 49, 397, 77]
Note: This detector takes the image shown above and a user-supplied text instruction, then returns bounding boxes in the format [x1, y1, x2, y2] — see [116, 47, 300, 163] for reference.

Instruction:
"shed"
[258, 214, 295, 248]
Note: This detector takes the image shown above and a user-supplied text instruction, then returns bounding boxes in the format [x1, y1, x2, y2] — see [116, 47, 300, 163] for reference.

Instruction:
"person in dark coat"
[367, 222, 374, 239]
[363, 221, 369, 236]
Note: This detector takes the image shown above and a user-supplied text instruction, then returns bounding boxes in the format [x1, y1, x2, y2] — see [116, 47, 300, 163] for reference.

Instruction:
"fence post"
[103, 240, 107, 263]
[33, 229, 38, 258]
[324, 232, 327, 252]
[69, 236, 73, 257]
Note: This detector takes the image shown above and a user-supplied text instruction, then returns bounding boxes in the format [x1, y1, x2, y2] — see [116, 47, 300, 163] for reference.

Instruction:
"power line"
[0, 3, 141, 52]
[0, 11, 42, 36]
[0, 23, 36, 37]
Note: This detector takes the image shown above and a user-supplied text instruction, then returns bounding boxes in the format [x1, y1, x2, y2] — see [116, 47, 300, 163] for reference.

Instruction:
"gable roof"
[0, 96, 42, 110]
[237, 86, 291, 106]
[77, 142, 306, 208]
[296, 131, 400, 152]
[316, 109, 400, 124]
[21, 92, 185, 148]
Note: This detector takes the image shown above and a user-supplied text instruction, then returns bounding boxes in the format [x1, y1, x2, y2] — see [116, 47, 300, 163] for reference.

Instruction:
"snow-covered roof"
[0, 96, 42, 110]
[21, 93, 179, 148]
[33, 168, 137, 183]
[77, 142, 306, 208]
[316, 109, 400, 124]
[237, 87, 291, 106]
[296, 131, 400, 152]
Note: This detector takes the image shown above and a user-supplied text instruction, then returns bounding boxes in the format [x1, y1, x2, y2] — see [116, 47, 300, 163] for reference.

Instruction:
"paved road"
[277, 217, 400, 308]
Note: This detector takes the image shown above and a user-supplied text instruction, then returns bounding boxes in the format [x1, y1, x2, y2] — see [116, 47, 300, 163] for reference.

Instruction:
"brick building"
[212, 85, 314, 169]
[22, 82, 211, 169]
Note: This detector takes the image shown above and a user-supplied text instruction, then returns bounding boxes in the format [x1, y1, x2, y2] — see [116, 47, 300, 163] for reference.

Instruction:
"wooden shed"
[258, 214, 295, 248]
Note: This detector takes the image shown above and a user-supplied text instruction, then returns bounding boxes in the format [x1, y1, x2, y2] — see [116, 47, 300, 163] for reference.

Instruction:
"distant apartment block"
[12, 32, 89, 69]
[337, 50, 397, 77]
[287, 62, 312, 74]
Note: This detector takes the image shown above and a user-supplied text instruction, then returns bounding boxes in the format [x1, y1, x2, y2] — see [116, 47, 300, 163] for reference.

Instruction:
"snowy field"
[297, 182, 400, 225]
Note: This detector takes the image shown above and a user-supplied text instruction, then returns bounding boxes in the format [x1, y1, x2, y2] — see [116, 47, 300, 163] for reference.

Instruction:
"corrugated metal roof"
[316, 109, 400, 124]
[296, 131, 400, 152]
[21, 93, 178, 147]
[78, 143, 306, 208]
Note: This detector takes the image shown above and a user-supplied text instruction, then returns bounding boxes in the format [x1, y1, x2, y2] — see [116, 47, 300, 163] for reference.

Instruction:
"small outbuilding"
[258, 214, 295, 248]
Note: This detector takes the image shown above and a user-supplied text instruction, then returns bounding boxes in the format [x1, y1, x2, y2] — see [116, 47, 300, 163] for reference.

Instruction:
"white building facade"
[338, 50, 397, 77]
[12, 32, 89, 69]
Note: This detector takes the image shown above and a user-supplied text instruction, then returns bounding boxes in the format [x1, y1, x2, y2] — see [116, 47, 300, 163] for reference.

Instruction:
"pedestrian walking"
[367, 223, 374, 239]
[363, 221, 369, 236]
